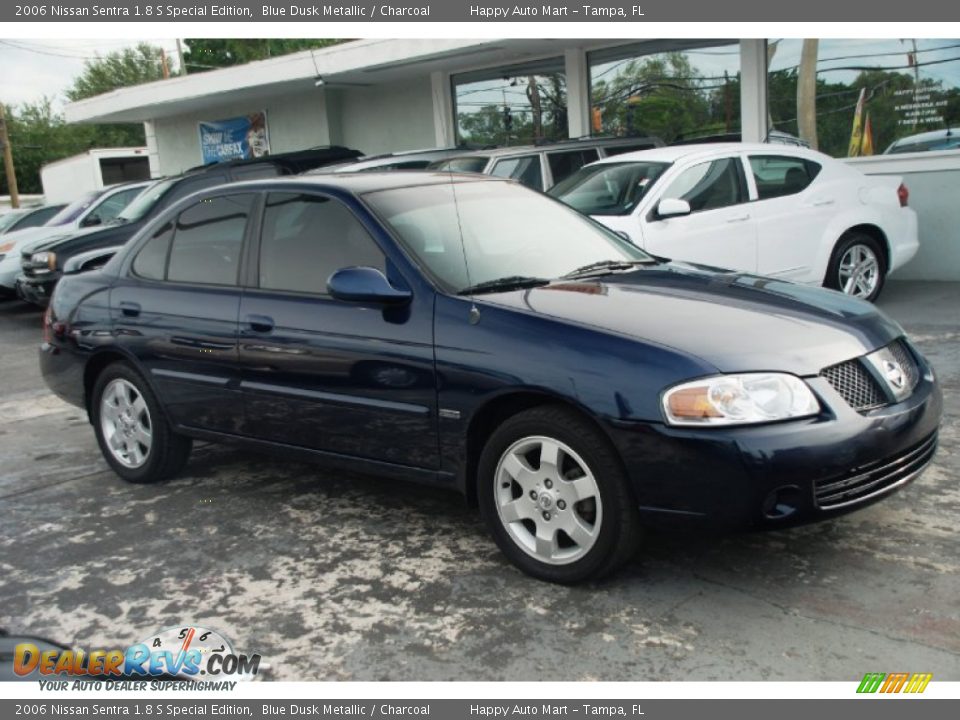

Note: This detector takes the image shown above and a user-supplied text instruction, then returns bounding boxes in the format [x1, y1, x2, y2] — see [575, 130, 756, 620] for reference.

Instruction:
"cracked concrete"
[0, 281, 957, 681]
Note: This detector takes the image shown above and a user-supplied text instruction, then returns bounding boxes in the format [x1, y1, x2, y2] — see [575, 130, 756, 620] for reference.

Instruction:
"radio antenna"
[446, 169, 480, 323]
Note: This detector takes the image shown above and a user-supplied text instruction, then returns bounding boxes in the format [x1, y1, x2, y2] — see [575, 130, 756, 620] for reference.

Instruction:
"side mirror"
[656, 198, 692, 218]
[327, 267, 412, 305]
[80, 215, 102, 228]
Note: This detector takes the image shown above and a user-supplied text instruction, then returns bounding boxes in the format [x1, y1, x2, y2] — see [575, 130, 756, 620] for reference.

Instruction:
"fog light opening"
[762, 486, 801, 520]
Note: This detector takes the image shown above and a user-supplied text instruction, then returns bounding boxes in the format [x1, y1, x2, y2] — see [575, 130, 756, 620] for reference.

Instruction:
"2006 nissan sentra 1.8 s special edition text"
[39, 172, 942, 583]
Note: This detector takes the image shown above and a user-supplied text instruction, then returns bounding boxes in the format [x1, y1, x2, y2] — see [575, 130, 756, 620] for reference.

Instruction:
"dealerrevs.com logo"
[857, 672, 933, 694]
[14, 626, 261, 683]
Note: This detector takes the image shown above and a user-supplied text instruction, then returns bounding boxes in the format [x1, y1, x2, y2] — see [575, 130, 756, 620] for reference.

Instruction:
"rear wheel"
[91, 363, 192, 483]
[478, 405, 641, 583]
[825, 232, 886, 302]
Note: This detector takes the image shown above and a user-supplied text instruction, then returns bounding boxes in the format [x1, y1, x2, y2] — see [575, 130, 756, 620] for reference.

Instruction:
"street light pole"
[0, 103, 20, 209]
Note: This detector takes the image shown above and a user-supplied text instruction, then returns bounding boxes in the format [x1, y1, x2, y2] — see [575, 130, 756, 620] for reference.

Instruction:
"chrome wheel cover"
[494, 435, 603, 566]
[838, 243, 880, 298]
[100, 378, 153, 469]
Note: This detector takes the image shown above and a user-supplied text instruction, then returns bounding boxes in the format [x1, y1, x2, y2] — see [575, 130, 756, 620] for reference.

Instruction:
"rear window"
[749, 156, 821, 199]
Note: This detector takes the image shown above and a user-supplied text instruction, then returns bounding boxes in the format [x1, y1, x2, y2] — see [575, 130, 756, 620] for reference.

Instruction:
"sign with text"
[199, 111, 270, 164]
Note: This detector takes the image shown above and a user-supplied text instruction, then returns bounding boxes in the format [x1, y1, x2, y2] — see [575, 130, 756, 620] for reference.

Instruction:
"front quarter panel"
[433, 292, 718, 482]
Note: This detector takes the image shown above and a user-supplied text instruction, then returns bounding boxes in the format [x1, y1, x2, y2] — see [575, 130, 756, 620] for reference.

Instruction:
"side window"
[660, 158, 744, 214]
[603, 143, 657, 157]
[490, 155, 544, 190]
[547, 149, 600, 186]
[749, 155, 822, 200]
[132, 222, 173, 280]
[259, 193, 385, 295]
[167, 194, 253, 286]
[88, 187, 142, 225]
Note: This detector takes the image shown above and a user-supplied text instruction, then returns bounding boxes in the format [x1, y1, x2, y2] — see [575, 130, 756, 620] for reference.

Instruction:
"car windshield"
[44, 190, 104, 226]
[548, 161, 670, 216]
[363, 180, 653, 294]
[431, 157, 489, 174]
[116, 177, 176, 222]
[0, 211, 25, 232]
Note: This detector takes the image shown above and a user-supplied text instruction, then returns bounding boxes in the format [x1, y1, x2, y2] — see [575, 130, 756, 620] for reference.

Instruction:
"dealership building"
[64, 38, 960, 281]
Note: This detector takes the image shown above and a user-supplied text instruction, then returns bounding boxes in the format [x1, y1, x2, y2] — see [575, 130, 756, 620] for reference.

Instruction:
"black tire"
[824, 232, 886, 302]
[477, 405, 641, 583]
[90, 362, 192, 483]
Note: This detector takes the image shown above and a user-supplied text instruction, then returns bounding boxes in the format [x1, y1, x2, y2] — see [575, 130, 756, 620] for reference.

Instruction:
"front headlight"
[30, 251, 57, 271]
[662, 373, 820, 426]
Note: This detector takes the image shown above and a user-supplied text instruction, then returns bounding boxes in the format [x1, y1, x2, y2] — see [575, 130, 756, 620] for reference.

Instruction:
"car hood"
[22, 224, 121, 255]
[0, 225, 69, 252]
[477, 263, 903, 375]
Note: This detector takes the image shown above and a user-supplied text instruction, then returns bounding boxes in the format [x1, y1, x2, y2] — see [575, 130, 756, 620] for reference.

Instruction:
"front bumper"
[15, 273, 57, 306]
[609, 356, 942, 531]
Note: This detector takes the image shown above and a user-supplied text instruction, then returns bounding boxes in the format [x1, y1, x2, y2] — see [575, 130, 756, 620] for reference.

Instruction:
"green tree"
[65, 43, 166, 102]
[182, 39, 346, 72]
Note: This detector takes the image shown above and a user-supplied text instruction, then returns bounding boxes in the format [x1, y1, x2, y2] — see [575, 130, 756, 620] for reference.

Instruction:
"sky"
[0, 38, 179, 110]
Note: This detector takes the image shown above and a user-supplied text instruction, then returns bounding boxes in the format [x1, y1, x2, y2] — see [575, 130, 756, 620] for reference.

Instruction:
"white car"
[549, 143, 918, 301]
[0, 181, 148, 297]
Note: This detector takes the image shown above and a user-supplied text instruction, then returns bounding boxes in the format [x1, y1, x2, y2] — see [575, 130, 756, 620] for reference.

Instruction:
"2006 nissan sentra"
[39, 173, 942, 583]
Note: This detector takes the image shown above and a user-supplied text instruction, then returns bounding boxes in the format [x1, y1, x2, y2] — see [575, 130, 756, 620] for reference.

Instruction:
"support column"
[565, 47, 590, 139]
[431, 71, 455, 148]
[142, 120, 161, 178]
[739, 39, 769, 143]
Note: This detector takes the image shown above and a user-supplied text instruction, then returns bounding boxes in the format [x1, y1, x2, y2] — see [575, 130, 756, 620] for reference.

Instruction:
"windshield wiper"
[458, 276, 551, 296]
[562, 259, 656, 279]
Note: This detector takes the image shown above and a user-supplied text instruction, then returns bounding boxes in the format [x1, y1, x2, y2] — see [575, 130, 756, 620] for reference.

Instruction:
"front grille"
[821, 359, 886, 411]
[815, 432, 937, 509]
[888, 339, 920, 391]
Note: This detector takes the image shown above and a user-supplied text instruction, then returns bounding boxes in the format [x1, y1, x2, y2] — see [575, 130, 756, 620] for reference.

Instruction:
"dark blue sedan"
[39, 173, 942, 583]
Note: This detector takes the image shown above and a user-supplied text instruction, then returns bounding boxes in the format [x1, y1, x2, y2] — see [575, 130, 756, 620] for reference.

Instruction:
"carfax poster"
[198, 111, 270, 163]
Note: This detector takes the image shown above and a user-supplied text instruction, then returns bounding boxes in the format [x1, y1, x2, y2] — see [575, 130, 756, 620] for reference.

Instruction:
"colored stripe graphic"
[858, 672, 932, 694]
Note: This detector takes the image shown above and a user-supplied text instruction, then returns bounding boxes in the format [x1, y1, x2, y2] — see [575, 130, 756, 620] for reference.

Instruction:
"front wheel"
[478, 405, 641, 583]
[91, 362, 192, 483]
[825, 233, 886, 302]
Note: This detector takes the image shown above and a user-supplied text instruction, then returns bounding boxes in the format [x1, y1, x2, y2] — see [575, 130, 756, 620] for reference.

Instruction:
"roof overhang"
[64, 38, 636, 124]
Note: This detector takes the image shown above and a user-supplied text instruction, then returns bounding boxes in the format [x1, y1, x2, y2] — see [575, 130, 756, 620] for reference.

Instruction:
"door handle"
[119, 301, 140, 317]
[725, 214, 751, 223]
[810, 198, 835, 207]
[245, 314, 274, 333]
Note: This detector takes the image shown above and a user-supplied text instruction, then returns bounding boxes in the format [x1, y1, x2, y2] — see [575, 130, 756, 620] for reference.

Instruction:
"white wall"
[331, 77, 437, 155]
[846, 152, 960, 282]
[151, 90, 332, 176]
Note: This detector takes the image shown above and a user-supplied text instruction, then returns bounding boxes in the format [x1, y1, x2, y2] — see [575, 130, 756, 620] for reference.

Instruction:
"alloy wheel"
[838, 243, 880, 298]
[494, 435, 603, 565]
[99, 378, 153, 469]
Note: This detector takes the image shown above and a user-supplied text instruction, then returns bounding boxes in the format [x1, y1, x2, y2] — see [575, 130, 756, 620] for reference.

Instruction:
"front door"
[640, 156, 758, 273]
[238, 191, 439, 469]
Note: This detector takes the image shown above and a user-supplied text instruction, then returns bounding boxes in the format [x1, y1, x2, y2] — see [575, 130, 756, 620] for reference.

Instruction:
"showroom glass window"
[258, 193, 385, 295]
[452, 57, 568, 146]
[588, 41, 742, 143]
[767, 39, 960, 157]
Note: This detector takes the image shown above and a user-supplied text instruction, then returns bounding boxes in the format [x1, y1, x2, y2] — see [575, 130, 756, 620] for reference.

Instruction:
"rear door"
[746, 154, 830, 282]
[112, 192, 255, 433]
[237, 191, 439, 469]
[639, 155, 758, 272]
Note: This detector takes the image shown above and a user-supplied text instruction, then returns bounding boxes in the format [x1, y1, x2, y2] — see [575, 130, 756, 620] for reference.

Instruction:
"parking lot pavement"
[0, 281, 957, 681]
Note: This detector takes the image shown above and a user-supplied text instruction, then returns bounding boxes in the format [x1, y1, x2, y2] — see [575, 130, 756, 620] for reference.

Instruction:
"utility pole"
[0, 103, 20, 209]
[797, 39, 819, 150]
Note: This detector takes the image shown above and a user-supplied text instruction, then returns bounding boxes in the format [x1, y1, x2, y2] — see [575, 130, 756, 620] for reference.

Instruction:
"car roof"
[592, 142, 825, 165]
[219, 170, 508, 195]
[444, 137, 661, 161]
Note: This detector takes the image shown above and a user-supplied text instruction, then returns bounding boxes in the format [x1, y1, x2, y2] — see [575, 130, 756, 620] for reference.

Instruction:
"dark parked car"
[15, 146, 362, 306]
[39, 173, 942, 583]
